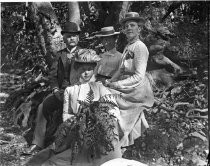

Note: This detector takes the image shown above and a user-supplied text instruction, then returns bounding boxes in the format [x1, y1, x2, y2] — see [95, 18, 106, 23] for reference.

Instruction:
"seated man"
[26, 49, 122, 166]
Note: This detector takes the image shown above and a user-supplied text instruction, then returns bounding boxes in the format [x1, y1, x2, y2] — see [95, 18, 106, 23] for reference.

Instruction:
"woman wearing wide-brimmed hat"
[95, 26, 122, 83]
[26, 49, 122, 166]
[105, 12, 154, 147]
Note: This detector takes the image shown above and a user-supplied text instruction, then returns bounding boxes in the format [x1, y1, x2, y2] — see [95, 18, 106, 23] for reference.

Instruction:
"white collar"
[79, 75, 96, 84]
[67, 46, 77, 53]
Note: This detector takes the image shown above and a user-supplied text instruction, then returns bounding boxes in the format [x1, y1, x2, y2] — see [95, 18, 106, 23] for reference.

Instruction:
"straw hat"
[95, 26, 120, 37]
[120, 12, 145, 24]
[74, 49, 101, 64]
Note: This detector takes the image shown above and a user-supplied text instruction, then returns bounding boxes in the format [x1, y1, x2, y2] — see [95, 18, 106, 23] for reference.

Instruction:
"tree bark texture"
[118, 1, 132, 24]
[67, 2, 80, 25]
[29, 2, 65, 67]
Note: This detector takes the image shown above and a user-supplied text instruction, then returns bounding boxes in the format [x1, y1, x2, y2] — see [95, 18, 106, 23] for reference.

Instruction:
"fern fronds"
[54, 88, 119, 164]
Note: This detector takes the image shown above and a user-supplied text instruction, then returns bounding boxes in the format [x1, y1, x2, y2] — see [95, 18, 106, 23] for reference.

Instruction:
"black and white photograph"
[0, 1, 209, 166]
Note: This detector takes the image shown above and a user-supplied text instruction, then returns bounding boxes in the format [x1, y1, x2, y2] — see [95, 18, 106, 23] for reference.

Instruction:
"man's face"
[101, 36, 116, 50]
[79, 64, 95, 83]
[124, 20, 140, 41]
[63, 33, 79, 47]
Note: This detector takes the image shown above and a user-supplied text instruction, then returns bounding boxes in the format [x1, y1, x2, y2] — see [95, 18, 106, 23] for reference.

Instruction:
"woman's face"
[101, 36, 116, 50]
[79, 64, 95, 83]
[63, 33, 79, 48]
[124, 20, 140, 41]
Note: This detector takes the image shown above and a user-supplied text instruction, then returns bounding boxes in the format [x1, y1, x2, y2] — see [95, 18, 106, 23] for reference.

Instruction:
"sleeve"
[94, 60, 101, 75]
[116, 43, 149, 88]
[109, 56, 124, 82]
[99, 84, 120, 120]
[63, 87, 74, 121]
[70, 61, 80, 85]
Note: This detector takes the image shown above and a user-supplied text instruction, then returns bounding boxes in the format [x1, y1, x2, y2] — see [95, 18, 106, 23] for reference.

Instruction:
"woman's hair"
[73, 62, 97, 70]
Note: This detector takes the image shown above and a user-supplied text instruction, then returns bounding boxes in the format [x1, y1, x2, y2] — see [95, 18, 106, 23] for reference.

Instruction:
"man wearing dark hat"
[28, 22, 83, 153]
[95, 26, 122, 83]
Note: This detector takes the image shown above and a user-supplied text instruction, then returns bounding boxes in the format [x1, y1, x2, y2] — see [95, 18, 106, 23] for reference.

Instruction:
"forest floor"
[0, 71, 209, 166]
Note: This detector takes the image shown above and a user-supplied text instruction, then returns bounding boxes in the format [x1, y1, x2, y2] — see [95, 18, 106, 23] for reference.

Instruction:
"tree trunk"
[118, 1, 132, 23]
[116, 2, 132, 52]
[67, 2, 80, 25]
[29, 2, 65, 67]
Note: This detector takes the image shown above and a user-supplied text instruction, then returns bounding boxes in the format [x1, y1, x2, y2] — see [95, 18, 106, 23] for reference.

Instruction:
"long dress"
[108, 39, 154, 147]
[26, 82, 122, 166]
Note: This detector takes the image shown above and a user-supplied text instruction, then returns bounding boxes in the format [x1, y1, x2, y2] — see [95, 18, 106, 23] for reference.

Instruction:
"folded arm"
[114, 43, 149, 89]
[63, 87, 74, 122]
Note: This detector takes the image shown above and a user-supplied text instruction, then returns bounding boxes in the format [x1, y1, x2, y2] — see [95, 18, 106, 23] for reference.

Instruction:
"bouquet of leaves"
[54, 88, 118, 164]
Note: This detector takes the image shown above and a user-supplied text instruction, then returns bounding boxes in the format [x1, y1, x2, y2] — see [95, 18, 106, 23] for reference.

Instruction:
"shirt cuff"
[115, 81, 123, 89]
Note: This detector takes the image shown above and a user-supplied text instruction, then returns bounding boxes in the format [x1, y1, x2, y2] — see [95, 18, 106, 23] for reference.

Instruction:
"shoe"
[27, 144, 42, 154]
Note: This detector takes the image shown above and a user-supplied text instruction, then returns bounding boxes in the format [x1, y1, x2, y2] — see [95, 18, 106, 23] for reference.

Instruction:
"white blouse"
[63, 82, 120, 122]
[111, 39, 149, 89]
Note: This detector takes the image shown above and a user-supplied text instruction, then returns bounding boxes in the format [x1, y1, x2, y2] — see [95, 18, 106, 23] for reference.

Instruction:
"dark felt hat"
[61, 22, 81, 35]
[120, 12, 145, 24]
[74, 49, 101, 64]
[95, 26, 120, 37]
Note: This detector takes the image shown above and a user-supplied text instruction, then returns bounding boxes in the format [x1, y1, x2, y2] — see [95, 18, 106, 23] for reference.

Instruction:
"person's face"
[124, 20, 140, 41]
[101, 36, 116, 50]
[63, 33, 79, 48]
[79, 64, 95, 83]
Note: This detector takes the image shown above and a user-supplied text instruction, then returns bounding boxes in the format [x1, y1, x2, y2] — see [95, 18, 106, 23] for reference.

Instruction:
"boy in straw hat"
[26, 49, 122, 166]
[95, 26, 122, 83]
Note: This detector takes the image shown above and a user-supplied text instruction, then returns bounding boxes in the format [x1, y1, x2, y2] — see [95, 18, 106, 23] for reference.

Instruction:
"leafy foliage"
[1, 3, 48, 74]
[0, 2, 209, 165]
[54, 86, 118, 164]
[123, 74, 208, 165]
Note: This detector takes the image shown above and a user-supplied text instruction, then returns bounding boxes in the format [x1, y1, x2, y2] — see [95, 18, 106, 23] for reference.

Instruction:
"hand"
[63, 114, 75, 122]
[53, 89, 63, 101]
[104, 79, 111, 86]
[108, 82, 119, 89]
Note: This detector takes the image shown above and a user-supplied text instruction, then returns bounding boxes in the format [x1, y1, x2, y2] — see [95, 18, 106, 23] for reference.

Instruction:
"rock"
[0, 93, 9, 98]
[101, 158, 148, 166]
[194, 158, 207, 166]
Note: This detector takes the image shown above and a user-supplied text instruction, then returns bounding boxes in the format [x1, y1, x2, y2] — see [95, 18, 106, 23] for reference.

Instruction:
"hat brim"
[74, 60, 98, 64]
[120, 17, 145, 24]
[61, 31, 81, 35]
[95, 32, 120, 37]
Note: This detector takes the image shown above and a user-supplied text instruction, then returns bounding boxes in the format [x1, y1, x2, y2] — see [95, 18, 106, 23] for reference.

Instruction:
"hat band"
[101, 30, 115, 35]
[125, 13, 139, 18]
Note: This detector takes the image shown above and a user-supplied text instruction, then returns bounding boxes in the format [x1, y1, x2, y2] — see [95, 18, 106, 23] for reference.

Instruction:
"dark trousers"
[32, 93, 63, 148]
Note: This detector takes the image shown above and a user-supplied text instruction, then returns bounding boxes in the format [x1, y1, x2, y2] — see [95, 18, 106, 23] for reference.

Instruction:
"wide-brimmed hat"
[95, 26, 120, 37]
[74, 49, 101, 64]
[120, 12, 145, 24]
[61, 21, 81, 35]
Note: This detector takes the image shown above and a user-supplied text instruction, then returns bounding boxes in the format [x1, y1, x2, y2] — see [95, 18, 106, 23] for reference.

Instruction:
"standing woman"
[106, 12, 154, 147]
